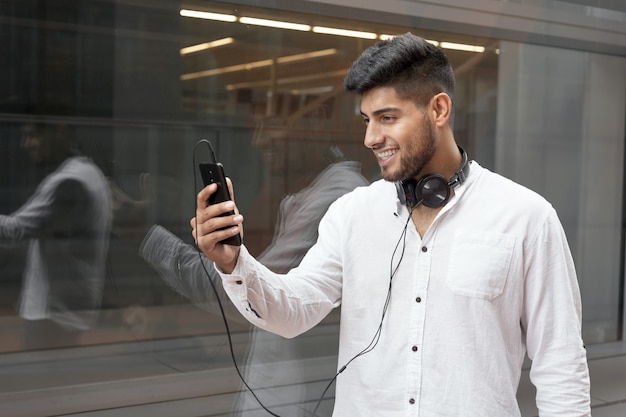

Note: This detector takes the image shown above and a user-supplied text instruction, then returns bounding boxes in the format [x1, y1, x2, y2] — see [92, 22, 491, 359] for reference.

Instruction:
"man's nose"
[363, 122, 383, 149]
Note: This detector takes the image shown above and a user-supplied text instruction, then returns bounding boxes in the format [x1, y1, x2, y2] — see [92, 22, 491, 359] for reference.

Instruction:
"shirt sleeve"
[522, 208, 591, 416]
[0, 178, 84, 247]
[216, 209, 344, 339]
[139, 224, 246, 322]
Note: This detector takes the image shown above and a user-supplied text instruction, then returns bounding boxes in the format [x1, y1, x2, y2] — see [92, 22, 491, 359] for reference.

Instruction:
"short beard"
[381, 115, 436, 182]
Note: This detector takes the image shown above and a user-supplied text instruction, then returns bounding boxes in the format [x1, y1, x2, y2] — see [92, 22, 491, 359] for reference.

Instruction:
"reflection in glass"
[130, 118, 370, 414]
[0, 123, 111, 350]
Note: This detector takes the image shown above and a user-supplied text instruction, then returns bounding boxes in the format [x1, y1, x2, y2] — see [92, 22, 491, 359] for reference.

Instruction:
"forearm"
[0, 179, 82, 247]
[139, 225, 245, 322]
[216, 245, 341, 339]
[0, 201, 48, 247]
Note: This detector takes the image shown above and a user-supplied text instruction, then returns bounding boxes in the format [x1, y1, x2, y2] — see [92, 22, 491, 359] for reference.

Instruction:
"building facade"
[0, 0, 625, 416]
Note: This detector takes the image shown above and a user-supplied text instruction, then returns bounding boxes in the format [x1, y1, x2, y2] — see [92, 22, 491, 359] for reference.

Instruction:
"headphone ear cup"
[416, 174, 450, 208]
[396, 179, 418, 208]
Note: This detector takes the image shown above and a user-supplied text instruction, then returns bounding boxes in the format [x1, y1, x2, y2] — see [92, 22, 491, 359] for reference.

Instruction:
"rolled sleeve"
[523, 209, 591, 416]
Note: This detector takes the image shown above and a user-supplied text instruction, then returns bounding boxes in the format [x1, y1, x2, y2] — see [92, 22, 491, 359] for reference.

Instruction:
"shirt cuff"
[214, 244, 250, 282]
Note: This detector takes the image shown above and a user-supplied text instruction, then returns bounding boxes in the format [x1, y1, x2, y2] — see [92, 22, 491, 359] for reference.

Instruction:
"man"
[192, 33, 590, 416]
[0, 122, 111, 349]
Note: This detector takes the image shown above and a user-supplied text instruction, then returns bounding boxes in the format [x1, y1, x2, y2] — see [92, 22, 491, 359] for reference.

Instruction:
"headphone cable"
[311, 207, 414, 415]
[193, 139, 281, 417]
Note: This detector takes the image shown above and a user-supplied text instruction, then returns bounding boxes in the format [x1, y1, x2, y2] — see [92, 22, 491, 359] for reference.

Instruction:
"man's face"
[360, 86, 436, 182]
[252, 119, 327, 177]
[20, 125, 50, 165]
[253, 124, 290, 175]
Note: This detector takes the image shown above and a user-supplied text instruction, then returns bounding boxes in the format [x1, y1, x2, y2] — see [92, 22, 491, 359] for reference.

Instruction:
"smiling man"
[192, 33, 591, 416]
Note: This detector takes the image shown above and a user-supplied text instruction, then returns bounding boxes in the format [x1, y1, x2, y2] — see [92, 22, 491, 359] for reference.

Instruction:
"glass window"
[0, 1, 624, 416]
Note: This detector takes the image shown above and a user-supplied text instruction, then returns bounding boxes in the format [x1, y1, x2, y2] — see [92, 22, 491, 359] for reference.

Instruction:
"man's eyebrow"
[360, 107, 401, 117]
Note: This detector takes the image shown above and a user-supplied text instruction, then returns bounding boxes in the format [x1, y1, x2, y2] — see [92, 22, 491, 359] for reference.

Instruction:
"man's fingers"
[191, 207, 243, 238]
[196, 183, 217, 210]
[226, 177, 235, 199]
[139, 173, 151, 200]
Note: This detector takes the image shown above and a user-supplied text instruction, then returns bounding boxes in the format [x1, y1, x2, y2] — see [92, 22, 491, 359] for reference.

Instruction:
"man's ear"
[430, 93, 452, 127]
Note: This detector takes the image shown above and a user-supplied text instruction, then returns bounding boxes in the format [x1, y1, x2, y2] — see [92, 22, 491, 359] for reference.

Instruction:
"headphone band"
[447, 146, 469, 189]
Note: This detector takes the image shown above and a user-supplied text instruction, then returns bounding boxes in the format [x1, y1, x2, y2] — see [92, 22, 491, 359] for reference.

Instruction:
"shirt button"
[409, 398, 416, 405]
[411, 345, 418, 352]
[416, 296, 422, 303]
[421, 246, 427, 252]
[236, 280, 243, 285]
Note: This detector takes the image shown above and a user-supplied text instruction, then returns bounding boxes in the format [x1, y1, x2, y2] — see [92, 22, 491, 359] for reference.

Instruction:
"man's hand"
[191, 177, 243, 273]
[108, 172, 151, 241]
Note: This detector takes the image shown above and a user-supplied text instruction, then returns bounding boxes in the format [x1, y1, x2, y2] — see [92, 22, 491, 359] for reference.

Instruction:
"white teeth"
[377, 150, 396, 160]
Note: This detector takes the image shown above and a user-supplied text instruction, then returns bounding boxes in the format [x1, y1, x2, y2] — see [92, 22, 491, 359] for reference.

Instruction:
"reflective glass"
[0, 1, 623, 416]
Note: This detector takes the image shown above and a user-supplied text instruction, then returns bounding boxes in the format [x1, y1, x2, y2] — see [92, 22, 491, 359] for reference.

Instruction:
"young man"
[192, 33, 590, 416]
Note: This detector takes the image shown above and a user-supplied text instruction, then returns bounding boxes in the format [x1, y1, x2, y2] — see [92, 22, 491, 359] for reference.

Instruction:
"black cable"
[311, 206, 415, 415]
[193, 139, 281, 417]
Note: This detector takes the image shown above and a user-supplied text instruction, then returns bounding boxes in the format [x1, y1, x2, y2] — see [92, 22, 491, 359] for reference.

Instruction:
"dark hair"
[344, 33, 455, 108]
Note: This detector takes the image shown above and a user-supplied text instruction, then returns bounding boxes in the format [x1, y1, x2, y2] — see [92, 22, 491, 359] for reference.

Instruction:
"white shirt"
[0, 156, 111, 330]
[218, 162, 590, 416]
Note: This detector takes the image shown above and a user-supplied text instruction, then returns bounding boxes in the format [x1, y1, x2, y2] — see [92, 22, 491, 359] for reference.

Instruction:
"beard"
[381, 115, 437, 182]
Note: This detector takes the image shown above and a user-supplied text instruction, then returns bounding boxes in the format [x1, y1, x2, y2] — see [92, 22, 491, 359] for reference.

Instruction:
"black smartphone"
[199, 162, 242, 246]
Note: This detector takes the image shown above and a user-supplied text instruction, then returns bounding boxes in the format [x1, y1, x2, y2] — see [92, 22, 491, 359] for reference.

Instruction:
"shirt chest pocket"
[446, 229, 516, 300]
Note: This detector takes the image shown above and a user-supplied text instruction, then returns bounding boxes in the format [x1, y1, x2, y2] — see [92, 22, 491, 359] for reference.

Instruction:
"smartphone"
[199, 162, 242, 246]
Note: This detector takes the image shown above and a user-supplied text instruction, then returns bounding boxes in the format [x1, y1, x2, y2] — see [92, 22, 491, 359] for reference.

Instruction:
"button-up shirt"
[218, 162, 590, 416]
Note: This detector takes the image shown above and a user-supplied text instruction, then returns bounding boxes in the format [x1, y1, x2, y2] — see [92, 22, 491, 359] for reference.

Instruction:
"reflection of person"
[129, 124, 368, 415]
[0, 122, 111, 350]
[194, 33, 591, 416]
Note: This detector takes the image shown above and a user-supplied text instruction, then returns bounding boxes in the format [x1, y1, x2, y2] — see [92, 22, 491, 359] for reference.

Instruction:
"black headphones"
[396, 146, 470, 209]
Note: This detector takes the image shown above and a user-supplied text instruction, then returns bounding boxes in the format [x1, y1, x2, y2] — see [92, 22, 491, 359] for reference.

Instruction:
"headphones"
[396, 146, 470, 209]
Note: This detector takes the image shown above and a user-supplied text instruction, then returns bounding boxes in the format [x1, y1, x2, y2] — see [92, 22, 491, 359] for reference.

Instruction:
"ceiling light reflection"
[440, 42, 485, 53]
[312, 26, 377, 39]
[240, 16, 310, 31]
[276, 48, 337, 64]
[180, 9, 236, 22]
[179, 9, 485, 53]
[180, 37, 234, 55]
[182, 48, 339, 81]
